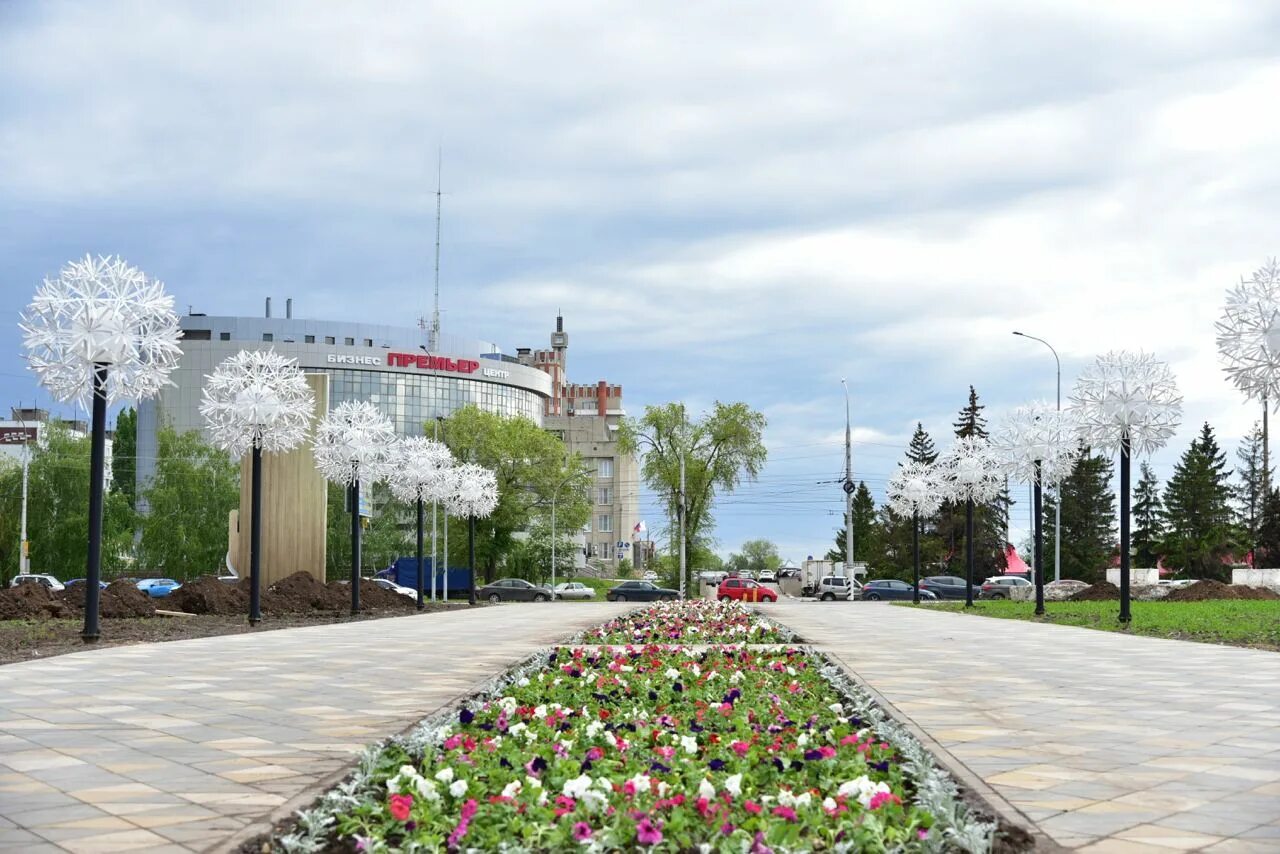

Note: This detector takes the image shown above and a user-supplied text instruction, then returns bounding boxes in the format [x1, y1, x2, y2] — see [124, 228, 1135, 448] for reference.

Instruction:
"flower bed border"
[262, 642, 1003, 854]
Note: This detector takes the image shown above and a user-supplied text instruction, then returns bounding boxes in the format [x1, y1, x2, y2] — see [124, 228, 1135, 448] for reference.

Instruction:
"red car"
[717, 577, 777, 603]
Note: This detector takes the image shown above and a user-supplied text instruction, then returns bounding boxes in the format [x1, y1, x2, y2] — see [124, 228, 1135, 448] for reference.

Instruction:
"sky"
[3, 1, 1280, 564]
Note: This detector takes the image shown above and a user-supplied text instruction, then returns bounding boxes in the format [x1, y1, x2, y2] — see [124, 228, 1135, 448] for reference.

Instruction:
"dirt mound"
[1165, 580, 1280, 602]
[173, 576, 248, 615]
[262, 571, 345, 613]
[100, 580, 156, 618]
[1070, 581, 1121, 601]
[340, 578, 417, 611]
[0, 583, 75, 620]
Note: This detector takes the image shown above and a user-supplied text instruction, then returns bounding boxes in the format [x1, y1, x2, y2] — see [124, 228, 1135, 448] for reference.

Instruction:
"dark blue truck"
[376, 557, 473, 598]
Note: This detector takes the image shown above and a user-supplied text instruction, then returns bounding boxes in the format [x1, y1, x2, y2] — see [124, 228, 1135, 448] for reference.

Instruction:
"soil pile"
[262, 571, 346, 613]
[173, 576, 248, 615]
[1165, 580, 1280, 602]
[99, 580, 156, 618]
[1069, 581, 1121, 601]
[336, 578, 418, 610]
[0, 583, 75, 620]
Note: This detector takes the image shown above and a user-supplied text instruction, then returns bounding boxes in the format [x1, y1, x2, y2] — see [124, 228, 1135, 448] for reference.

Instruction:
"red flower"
[743, 800, 762, 814]
[388, 794, 413, 822]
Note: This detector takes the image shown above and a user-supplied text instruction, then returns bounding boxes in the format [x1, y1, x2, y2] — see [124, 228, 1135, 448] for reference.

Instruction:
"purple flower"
[749, 831, 774, 854]
[636, 816, 663, 846]
[690, 722, 704, 733]
[459, 708, 474, 725]
[772, 758, 785, 772]
[673, 683, 684, 693]
[721, 822, 735, 835]
[648, 690, 659, 701]
[803, 749, 823, 761]
[873, 760, 890, 772]
[708, 759, 726, 771]
[525, 757, 548, 776]
[649, 761, 671, 774]
[499, 757, 512, 769]
[580, 759, 594, 772]
[573, 822, 593, 842]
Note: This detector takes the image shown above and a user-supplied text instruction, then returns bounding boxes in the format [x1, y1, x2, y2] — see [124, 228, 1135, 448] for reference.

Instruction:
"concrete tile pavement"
[0, 603, 632, 852]
[765, 600, 1280, 852]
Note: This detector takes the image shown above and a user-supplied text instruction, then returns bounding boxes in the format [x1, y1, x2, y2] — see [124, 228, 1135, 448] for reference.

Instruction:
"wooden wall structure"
[228, 373, 329, 585]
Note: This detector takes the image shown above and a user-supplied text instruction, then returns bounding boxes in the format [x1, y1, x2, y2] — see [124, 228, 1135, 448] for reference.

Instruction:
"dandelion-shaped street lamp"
[443, 463, 499, 606]
[1216, 259, 1280, 495]
[21, 256, 182, 642]
[938, 436, 1005, 607]
[201, 350, 314, 625]
[994, 403, 1082, 616]
[314, 401, 397, 614]
[387, 438, 455, 609]
[886, 461, 943, 605]
[1072, 352, 1181, 623]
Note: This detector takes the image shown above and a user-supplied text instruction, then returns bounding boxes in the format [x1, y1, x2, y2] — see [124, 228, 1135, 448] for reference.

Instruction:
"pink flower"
[819, 746, 837, 759]
[918, 829, 929, 840]
[731, 740, 751, 756]
[743, 800, 762, 814]
[573, 822, 593, 842]
[388, 794, 413, 822]
[586, 747, 604, 761]
[869, 791, 902, 810]
[772, 805, 798, 822]
[623, 781, 637, 797]
[655, 746, 675, 759]
[839, 734, 860, 746]
[443, 734, 462, 750]
[636, 816, 663, 846]
[447, 799, 478, 846]
[721, 821, 735, 835]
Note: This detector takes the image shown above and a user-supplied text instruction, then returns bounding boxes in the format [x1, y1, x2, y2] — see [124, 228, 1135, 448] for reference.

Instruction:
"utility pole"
[678, 405, 687, 598]
[430, 149, 443, 352]
[841, 379, 853, 579]
[431, 418, 440, 602]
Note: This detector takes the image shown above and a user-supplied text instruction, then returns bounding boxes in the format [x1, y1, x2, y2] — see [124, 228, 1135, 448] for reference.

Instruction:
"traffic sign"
[842, 479, 855, 495]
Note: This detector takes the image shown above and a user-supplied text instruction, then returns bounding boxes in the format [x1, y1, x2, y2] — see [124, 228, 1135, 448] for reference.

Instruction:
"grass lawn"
[564, 576, 620, 600]
[921, 599, 1280, 650]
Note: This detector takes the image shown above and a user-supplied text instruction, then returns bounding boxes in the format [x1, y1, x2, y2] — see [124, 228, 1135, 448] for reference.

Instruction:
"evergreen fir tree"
[952, 386, 988, 439]
[1161, 423, 1238, 580]
[906, 422, 938, 465]
[940, 386, 1005, 577]
[1043, 451, 1116, 583]
[1255, 489, 1280, 567]
[824, 481, 880, 566]
[1131, 462, 1164, 568]
[1235, 422, 1268, 555]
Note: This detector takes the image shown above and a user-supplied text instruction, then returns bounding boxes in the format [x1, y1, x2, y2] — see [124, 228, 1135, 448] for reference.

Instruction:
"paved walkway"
[767, 601, 1280, 853]
[0, 604, 631, 853]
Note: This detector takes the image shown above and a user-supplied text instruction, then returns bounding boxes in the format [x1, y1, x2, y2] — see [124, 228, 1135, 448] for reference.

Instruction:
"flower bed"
[273, 602, 995, 853]
[582, 600, 792, 645]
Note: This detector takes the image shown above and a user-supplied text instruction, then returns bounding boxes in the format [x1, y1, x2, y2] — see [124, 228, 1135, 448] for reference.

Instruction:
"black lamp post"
[84, 363, 108, 642]
[350, 479, 362, 614]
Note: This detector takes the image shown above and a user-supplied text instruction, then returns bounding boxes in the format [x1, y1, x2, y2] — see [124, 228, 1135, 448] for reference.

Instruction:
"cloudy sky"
[3, 1, 1279, 562]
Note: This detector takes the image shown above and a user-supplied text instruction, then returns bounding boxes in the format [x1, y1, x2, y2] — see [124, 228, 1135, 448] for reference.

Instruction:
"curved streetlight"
[1072, 351, 1181, 623]
[21, 255, 182, 642]
[938, 436, 1005, 607]
[886, 460, 942, 604]
[840, 378, 854, 577]
[993, 403, 1082, 615]
[314, 401, 397, 614]
[1013, 331, 1063, 582]
[386, 437, 455, 609]
[201, 350, 315, 625]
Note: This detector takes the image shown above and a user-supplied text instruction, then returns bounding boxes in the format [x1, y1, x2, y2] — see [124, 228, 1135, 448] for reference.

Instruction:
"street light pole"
[841, 379, 854, 579]
[678, 404, 687, 598]
[1013, 331, 1062, 582]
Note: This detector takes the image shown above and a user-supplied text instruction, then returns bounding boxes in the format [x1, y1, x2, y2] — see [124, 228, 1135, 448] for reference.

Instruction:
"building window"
[363, 338, 373, 347]
[598, 487, 611, 505]
[598, 514, 612, 533]
[305, 335, 315, 343]
[344, 337, 355, 346]
[262, 333, 274, 342]
[219, 332, 231, 341]
[325, 336, 336, 345]
[597, 458, 613, 479]
[181, 329, 211, 341]
[583, 519, 592, 534]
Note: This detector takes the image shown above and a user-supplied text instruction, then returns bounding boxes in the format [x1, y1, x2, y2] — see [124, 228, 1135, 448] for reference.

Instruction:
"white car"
[553, 582, 596, 601]
[9, 573, 64, 592]
[813, 575, 855, 601]
[642, 571, 659, 581]
[372, 578, 418, 599]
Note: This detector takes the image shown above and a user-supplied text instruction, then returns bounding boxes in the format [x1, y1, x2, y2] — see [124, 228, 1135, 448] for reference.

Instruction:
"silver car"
[553, 581, 596, 601]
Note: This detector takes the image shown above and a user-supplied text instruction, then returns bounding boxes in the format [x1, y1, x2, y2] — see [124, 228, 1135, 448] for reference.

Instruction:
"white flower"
[517, 677, 530, 687]
[794, 792, 812, 808]
[837, 776, 891, 809]
[581, 789, 608, 813]
[563, 774, 593, 799]
[797, 733, 810, 747]
[499, 697, 518, 714]
[699, 778, 716, 800]
[730, 670, 744, 684]
[533, 705, 548, 719]
[691, 664, 702, 678]
[526, 776, 542, 789]
[560, 739, 575, 752]
[509, 722, 528, 737]
[823, 796, 838, 812]
[585, 721, 604, 738]
[502, 780, 523, 799]
[435, 767, 455, 783]
[778, 789, 797, 808]
[449, 779, 468, 798]
[681, 735, 699, 755]
[657, 781, 670, 797]
[665, 668, 681, 680]
[828, 702, 844, 714]
[629, 774, 651, 793]
[605, 731, 618, 747]
[537, 788, 548, 805]
[595, 776, 612, 792]
[787, 666, 796, 676]
[725, 773, 743, 797]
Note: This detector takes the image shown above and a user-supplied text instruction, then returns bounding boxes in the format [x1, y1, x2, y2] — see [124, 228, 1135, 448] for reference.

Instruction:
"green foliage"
[0, 423, 135, 582]
[615, 558, 634, 579]
[727, 538, 782, 574]
[823, 483, 878, 567]
[931, 599, 1280, 648]
[325, 481, 411, 579]
[951, 385, 987, 439]
[1044, 451, 1116, 583]
[502, 521, 580, 585]
[1161, 423, 1238, 580]
[1132, 462, 1163, 568]
[618, 401, 767, 593]
[440, 406, 590, 583]
[1256, 489, 1280, 567]
[1235, 422, 1268, 554]
[939, 387, 1007, 577]
[110, 406, 137, 503]
[905, 422, 938, 465]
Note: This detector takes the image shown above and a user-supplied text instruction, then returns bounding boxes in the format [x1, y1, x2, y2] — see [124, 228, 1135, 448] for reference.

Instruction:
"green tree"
[952, 386, 988, 439]
[111, 406, 137, 504]
[823, 482, 878, 565]
[1256, 488, 1280, 567]
[619, 401, 767, 594]
[1235, 422, 1268, 555]
[137, 427, 239, 577]
[0, 423, 135, 582]
[1131, 462, 1164, 568]
[939, 387, 1007, 578]
[906, 422, 938, 465]
[441, 406, 590, 583]
[325, 481, 413, 579]
[1043, 451, 1116, 583]
[728, 538, 783, 574]
[1161, 423, 1238, 580]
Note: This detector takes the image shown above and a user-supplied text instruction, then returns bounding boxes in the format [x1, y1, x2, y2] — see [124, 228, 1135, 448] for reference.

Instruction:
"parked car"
[606, 580, 679, 602]
[808, 575, 856, 601]
[717, 577, 778, 603]
[860, 579, 937, 601]
[9, 573, 65, 592]
[371, 578, 418, 599]
[757, 571, 776, 584]
[642, 571, 659, 581]
[553, 581, 596, 601]
[135, 578, 183, 598]
[476, 578, 554, 603]
[980, 576, 1032, 599]
[63, 578, 109, 590]
[918, 575, 980, 600]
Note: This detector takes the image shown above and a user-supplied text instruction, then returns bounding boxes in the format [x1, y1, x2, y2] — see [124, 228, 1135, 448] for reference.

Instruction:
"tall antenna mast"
[430, 149, 442, 352]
